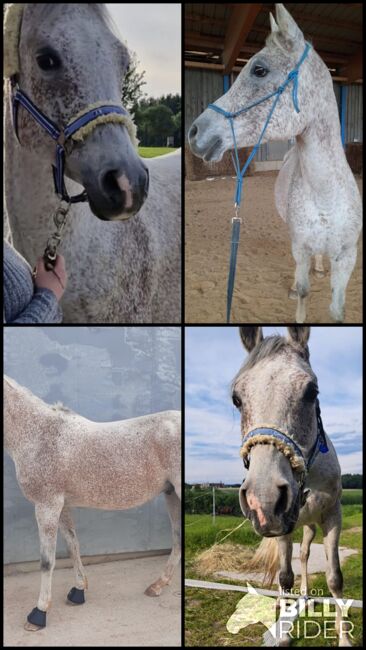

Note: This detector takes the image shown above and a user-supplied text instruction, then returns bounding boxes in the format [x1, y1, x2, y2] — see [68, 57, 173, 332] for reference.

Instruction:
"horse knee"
[40, 554, 51, 571]
[296, 281, 309, 298]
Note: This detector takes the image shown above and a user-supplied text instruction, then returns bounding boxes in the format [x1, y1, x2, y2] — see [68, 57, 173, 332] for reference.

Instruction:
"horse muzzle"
[81, 159, 149, 221]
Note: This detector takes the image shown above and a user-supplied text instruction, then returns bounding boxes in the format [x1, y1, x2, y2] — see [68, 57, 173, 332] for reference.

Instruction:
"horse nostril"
[189, 123, 198, 140]
[274, 485, 289, 516]
[102, 170, 119, 198]
[144, 168, 149, 198]
[239, 484, 249, 515]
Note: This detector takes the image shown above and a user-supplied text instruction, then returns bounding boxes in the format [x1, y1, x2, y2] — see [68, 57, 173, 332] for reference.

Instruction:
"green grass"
[341, 489, 363, 505]
[185, 502, 363, 647]
[137, 146, 177, 158]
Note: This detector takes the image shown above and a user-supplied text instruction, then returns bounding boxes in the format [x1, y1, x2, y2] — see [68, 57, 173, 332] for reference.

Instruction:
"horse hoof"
[288, 288, 298, 300]
[67, 587, 85, 605]
[24, 621, 44, 632]
[144, 584, 162, 597]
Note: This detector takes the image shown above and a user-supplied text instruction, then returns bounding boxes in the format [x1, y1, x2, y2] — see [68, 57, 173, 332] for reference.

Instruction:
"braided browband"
[240, 427, 306, 472]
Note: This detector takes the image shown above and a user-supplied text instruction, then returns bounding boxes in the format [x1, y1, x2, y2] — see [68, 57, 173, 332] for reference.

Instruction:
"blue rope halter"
[207, 42, 311, 322]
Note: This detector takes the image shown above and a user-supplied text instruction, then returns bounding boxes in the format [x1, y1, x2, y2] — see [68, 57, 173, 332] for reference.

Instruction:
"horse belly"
[65, 474, 167, 510]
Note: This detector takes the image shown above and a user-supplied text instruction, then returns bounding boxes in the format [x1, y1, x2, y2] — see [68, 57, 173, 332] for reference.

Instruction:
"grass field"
[138, 146, 177, 158]
[185, 490, 363, 647]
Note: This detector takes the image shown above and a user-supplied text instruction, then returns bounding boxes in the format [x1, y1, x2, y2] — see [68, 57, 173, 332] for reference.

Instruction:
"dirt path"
[185, 173, 362, 323]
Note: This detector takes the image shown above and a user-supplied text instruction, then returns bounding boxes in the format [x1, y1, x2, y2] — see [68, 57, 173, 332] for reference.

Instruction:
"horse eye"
[36, 51, 61, 71]
[253, 65, 268, 78]
[232, 393, 242, 409]
[304, 383, 319, 402]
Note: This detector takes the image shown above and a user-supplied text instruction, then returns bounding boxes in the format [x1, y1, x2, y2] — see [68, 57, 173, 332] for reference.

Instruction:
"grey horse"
[232, 326, 352, 646]
[4, 375, 181, 631]
[4, 4, 181, 323]
[189, 4, 361, 324]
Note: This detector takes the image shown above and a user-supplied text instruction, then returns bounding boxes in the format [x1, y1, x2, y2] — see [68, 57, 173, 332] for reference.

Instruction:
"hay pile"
[193, 543, 255, 576]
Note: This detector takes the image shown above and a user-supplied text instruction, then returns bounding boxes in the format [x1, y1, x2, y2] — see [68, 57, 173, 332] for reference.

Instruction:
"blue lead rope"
[207, 42, 311, 322]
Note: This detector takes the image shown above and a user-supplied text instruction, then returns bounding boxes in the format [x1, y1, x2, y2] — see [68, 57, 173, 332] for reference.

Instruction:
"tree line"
[121, 52, 181, 147]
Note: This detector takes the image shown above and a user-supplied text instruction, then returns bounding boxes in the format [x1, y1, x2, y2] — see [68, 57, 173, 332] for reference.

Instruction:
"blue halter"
[207, 42, 311, 322]
[12, 84, 129, 203]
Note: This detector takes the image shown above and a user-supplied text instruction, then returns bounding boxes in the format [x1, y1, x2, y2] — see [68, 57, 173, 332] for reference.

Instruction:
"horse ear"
[274, 4, 304, 49]
[4, 3, 24, 78]
[239, 327, 264, 352]
[269, 13, 279, 34]
[287, 326, 310, 348]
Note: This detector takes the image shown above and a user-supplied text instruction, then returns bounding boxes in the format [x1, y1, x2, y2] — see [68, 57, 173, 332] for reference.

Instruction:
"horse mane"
[4, 376, 74, 414]
[51, 401, 74, 414]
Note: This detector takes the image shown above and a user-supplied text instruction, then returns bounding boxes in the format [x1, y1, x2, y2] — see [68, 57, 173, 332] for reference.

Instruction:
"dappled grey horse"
[232, 327, 351, 646]
[4, 3, 181, 323]
[4, 376, 181, 630]
[189, 4, 361, 323]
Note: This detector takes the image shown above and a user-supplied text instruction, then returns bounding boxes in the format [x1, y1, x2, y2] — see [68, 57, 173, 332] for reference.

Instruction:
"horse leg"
[291, 248, 311, 323]
[59, 506, 88, 604]
[321, 503, 352, 646]
[145, 488, 181, 597]
[314, 254, 325, 278]
[24, 496, 64, 631]
[300, 524, 316, 596]
[329, 249, 357, 323]
[275, 534, 294, 647]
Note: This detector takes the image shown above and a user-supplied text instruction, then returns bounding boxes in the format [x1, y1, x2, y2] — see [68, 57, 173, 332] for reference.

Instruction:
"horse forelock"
[232, 335, 313, 391]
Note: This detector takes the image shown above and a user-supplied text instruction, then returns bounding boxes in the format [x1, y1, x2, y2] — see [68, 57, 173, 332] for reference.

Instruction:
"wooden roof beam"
[222, 4, 262, 74]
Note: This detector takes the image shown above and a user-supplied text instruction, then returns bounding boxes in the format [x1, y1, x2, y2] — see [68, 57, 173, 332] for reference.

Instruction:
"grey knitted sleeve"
[9, 288, 63, 324]
[3, 240, 63, 323]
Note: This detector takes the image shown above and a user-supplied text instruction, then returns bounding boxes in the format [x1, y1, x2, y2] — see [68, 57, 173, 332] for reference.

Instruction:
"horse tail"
[247, 537, 279, 587]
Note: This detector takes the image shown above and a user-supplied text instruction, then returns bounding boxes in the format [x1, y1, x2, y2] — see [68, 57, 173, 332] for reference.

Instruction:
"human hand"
[33, 255, 67, 302]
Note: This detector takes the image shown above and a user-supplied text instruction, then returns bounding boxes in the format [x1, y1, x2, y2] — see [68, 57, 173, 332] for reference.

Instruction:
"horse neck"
[4, 92, 99, 266]
[4, 382, 50, 457]
[294, 88, 352, 206]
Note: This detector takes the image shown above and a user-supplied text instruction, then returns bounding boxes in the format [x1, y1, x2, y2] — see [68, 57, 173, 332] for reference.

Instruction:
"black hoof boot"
[27, 607, 47, 627]
[67, 587, 85, 605]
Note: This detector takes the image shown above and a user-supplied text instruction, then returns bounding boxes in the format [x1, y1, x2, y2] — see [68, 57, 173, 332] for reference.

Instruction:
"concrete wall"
[4, 327, 181, 564]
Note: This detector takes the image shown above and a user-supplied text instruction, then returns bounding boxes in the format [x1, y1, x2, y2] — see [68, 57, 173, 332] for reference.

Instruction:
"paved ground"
[4, 556, 181, 647]
[215, 542, 358, 583]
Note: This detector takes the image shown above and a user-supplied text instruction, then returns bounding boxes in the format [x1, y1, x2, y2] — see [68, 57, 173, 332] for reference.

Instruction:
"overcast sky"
[185, 326, 362, 484]
[106, 3, 181, 98]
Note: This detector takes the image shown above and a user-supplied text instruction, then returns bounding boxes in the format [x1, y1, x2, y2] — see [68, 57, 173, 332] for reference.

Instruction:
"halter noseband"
[240, 400, 329, 487]
[11, 82, 136, 203]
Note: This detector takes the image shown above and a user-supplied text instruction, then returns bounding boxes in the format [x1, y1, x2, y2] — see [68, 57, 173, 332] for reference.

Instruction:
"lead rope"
[207, 42, 311, 322]
[31, 200, 71, 284]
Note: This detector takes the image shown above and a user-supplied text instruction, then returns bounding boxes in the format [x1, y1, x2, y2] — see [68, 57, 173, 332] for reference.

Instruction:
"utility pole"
[212, 486, 215, 525]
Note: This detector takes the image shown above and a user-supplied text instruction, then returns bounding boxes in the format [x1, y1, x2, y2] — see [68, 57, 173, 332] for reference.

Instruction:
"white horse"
[188, 4, 361, 323]
[4, 4, 181, 323]
[4, 375, 181, 631]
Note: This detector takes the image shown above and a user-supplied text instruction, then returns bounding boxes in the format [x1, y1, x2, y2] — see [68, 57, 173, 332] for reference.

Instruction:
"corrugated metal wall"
[346, 84, 363, 143]
[185, 69, 363, 159]
[185, 68, 223, 138]
[4, 326, 181, 564]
